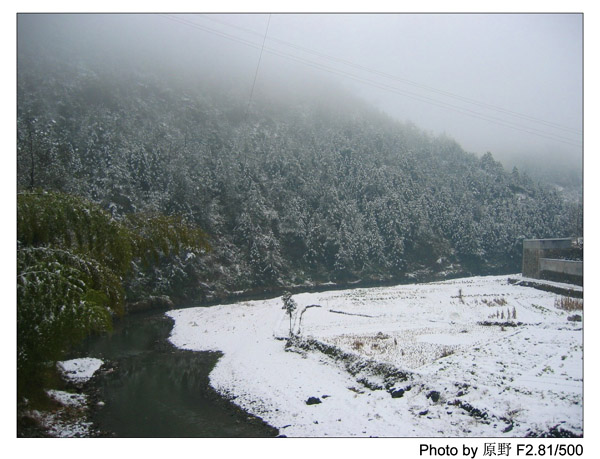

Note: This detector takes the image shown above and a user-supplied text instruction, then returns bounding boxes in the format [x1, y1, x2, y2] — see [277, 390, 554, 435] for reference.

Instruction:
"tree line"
[16, 47, 582, 388]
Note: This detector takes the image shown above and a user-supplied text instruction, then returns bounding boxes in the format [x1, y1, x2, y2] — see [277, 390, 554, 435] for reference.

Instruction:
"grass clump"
[352, 339, 364, 351]
[554, 296, 583, 311]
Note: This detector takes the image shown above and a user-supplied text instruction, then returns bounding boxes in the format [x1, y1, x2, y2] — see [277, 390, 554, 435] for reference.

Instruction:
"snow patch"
[46, 389, 87, 408]
[57, 357, 103, 383]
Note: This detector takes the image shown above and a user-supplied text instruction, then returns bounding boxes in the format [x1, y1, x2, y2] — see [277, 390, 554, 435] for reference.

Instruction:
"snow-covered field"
[167, 275, 583, 437]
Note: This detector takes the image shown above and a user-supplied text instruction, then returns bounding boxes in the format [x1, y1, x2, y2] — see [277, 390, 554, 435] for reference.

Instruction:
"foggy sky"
[209, 13, 583, 165]
[18, 13, 583, 170]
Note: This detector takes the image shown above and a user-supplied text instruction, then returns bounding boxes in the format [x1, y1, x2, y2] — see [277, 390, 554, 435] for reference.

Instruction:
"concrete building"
[522, 237, 582, 286]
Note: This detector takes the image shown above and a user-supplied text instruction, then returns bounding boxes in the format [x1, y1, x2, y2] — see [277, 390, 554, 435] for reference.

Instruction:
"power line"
[197, 14, 582, 137]
[160, 15, 582, 148]
[266, 45, 583, 148]
[244, 14, 271, 124]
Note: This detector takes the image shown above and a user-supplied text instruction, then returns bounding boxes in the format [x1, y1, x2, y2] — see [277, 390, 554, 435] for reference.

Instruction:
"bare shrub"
[439, 348, 455, 358]
[555, 296, 583, 311]
[352, 339, 364, 350]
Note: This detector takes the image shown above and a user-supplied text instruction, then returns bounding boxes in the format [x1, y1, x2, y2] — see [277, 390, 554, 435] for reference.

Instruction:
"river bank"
[18, 311, 278, 438]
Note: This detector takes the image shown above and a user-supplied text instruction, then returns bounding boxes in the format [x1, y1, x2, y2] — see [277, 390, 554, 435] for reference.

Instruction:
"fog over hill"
[17, 14, 582, 302]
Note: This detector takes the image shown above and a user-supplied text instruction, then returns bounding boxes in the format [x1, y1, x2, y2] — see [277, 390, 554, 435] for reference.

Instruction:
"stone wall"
[522, 238, 583, 285]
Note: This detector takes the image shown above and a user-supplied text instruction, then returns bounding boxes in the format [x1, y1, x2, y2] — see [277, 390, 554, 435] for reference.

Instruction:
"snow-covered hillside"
[167, 275, 582, 437]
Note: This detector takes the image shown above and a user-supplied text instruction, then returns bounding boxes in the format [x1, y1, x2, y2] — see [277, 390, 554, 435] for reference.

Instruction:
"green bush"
[18, 190, 133, 276]
[17, 247, 124, 378]
[17, 190, 210, 388]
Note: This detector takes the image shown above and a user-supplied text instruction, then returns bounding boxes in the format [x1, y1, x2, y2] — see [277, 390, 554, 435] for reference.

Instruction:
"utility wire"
[160, 15, 582, 148]
[198, 14, 582, 137]
[244, 14, 271, 125]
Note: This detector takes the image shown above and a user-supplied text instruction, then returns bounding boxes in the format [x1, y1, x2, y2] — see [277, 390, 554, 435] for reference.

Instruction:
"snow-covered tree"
[282, 292, 297, 337]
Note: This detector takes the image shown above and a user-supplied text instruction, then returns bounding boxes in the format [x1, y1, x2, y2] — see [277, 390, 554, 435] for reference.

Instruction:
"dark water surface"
[77, 311, 278, 437]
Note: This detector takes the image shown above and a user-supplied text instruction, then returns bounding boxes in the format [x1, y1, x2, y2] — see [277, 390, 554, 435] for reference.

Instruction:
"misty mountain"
[16, 18, 582, 304]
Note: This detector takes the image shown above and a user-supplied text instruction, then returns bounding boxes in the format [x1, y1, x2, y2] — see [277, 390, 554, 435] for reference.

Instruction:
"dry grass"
[482, 296, 507, 306]
[555, 296, 583, 311]
[352, 339, 364, 350]
[438, 347, 455, 359]
[345, 333, 398, 358]
[488, 307, 517, 320]
[351, 333, 390, 352]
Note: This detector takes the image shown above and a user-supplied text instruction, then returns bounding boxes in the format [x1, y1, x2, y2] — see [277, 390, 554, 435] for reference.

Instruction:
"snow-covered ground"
[57, 357, 104, 384]
[21, 358, 105, 437]
[38, 390, 95, 437]
[167, 275, 583, 437]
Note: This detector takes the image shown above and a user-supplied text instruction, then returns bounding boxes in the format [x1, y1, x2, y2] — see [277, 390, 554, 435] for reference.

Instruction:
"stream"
[76, 310, 278, 437]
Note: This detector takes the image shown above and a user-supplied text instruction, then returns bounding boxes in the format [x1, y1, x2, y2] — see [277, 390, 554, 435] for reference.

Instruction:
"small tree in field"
[282, 292, 297, 336]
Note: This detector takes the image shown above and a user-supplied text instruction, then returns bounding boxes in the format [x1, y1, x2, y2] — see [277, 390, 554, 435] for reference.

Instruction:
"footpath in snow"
[167, 275, 583, 437]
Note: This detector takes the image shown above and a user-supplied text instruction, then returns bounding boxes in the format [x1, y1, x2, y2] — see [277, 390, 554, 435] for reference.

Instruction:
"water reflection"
[78, 312, 277, 437]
